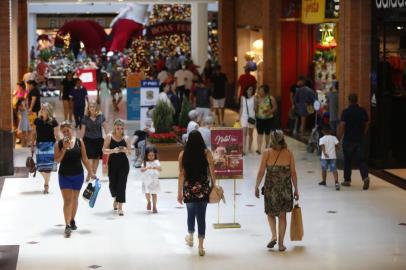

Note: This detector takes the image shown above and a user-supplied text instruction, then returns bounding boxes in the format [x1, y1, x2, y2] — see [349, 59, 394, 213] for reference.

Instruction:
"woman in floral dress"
[255, 130, 299, 252]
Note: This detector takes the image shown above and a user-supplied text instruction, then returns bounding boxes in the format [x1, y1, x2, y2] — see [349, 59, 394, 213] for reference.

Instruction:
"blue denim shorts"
[321, 159, 337, 172]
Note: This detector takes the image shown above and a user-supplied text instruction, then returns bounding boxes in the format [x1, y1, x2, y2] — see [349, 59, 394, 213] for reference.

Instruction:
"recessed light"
[397, 26, 404, 30]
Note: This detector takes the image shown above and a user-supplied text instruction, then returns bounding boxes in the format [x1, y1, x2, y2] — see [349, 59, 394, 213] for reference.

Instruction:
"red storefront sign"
[146, 21, 191, 39]
[76, 69, 97, 91]
[211, 128, 244, 179]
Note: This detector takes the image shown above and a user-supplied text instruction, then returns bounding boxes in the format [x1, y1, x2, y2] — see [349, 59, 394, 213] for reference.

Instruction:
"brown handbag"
[26, 150, 36, 177]
[209, 185, 225, 204]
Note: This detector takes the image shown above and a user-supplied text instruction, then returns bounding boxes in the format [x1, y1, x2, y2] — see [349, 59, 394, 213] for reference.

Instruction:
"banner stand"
[213, 179, 241, 229]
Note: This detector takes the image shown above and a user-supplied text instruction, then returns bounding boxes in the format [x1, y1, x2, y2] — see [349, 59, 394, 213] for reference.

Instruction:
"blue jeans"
[343, 141, 369, 182]
[186, 202, 208, 238]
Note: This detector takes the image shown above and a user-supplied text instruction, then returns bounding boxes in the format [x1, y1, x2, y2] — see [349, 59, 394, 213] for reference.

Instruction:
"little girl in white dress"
[141, 146, 161, 213]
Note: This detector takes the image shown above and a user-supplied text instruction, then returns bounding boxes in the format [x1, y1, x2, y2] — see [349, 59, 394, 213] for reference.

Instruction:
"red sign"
[146, 21, 191, 39]
[76, 69, 97, 91]
[211, 128, 244, 179]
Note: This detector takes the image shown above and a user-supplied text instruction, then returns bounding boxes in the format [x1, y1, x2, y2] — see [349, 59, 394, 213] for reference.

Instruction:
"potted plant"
[150, 100, 183, 162]
[173, 98, 191, 138]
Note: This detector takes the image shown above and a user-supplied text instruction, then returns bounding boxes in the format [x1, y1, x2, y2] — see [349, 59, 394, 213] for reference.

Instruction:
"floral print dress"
[263, 164, 293, 216]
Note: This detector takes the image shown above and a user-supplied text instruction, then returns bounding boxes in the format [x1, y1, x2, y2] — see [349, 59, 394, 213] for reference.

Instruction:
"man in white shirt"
[157, 67, 169, 86]
[174, 64, 190, 106]
[319, 125, 340, 190]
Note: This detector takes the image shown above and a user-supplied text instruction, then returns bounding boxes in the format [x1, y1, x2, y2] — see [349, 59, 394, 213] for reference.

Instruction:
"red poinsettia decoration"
[149, 131, 178, 143]
[172, 125, 187, 137]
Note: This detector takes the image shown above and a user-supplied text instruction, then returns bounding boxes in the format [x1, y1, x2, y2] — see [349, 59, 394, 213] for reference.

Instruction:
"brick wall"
[338, 0, 372, 114]
[18, 0, 28, 80]
[262, 0, 282, 97]
[0, 0, 13, 132]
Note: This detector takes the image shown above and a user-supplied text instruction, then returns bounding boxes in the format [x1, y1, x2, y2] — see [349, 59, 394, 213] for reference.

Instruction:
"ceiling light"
[397, 26, 404, 30]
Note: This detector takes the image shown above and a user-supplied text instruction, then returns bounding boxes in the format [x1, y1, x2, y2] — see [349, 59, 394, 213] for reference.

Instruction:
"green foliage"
[38, 49, 53, 62]
[152, 100, 175, 134]
[179, 98, 192, 128]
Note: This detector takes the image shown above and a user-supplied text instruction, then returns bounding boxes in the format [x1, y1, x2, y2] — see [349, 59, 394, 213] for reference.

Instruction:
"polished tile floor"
[2, 95, 406, 270]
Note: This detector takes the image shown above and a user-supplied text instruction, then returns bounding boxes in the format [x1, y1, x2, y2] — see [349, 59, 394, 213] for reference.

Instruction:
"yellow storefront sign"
[301, 0, 326, 24]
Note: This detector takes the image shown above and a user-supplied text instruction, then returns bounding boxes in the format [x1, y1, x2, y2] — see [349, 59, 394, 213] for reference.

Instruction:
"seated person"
[198, 116, 213, 149]
[182, 110, 199, 143]
[132, 110, 155, 168]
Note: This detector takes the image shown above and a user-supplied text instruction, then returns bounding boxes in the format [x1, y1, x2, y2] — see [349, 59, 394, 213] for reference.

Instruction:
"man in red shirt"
[238, 66, 257, 97]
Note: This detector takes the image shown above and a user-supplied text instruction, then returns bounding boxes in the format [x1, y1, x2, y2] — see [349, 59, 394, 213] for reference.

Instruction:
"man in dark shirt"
[193, 77, 212, 123]
[211, 65, 227, 126]
[338, 94, 370, 190]
[27, 80, 41, 116]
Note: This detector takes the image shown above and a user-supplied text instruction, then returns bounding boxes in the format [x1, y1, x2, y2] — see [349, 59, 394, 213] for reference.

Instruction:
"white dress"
[141, 160, 161, 194]
[240, 96, 255, 128]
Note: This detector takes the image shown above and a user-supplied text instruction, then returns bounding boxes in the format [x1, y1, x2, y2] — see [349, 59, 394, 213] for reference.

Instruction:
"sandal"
[278, 245, 287, 252]
[267, 239, 277, 249]
[113, 201, 118, 211]
[44, 185, 49, 194]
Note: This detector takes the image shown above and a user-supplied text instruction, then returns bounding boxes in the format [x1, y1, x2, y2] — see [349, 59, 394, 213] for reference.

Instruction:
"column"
[218, 0, 235, 85]
[0, 0, 15, 176]
[338, 0, 371, 113]
[18, 0, 28, 79]
[27, 13, 37, 60]
[262, 0, 281, 97]
[191, 3, 208, 73]
[10, 0, 19, 85]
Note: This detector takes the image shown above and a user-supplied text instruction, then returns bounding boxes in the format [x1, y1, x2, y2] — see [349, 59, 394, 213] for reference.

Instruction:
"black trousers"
[343, 141, 369, 182]
[108, 160, 129, 203]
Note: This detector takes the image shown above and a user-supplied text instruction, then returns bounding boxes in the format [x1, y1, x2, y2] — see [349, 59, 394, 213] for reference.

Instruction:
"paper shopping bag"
[290, 203, 304, 241]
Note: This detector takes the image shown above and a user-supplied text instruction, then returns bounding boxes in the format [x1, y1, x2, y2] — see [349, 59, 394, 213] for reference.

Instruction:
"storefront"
[370, 3, 406, 172]
[280, 0, 339, 126]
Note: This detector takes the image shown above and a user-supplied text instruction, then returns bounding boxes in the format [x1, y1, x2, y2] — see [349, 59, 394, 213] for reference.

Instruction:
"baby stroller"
[307, 101, 322, 154]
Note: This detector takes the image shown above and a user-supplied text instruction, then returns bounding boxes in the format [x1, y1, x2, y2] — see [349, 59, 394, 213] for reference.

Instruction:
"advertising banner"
[211, 128, 244, 179]
[127, 88, 141, 120]
[301, 0, 325, 24]
[126, 72, 143, 120]
[76, 69, 97, 90]
[140, 80, 160, 107]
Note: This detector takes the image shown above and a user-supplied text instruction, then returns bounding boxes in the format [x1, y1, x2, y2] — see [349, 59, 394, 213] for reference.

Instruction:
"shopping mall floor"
[1, 93, 405, 270]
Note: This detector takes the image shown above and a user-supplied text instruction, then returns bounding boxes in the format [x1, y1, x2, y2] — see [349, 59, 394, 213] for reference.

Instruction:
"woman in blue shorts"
[54, 121, 96, 238]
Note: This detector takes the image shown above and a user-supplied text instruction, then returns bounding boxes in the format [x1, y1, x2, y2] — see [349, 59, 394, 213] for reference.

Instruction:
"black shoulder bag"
[245, 97, 256, 125]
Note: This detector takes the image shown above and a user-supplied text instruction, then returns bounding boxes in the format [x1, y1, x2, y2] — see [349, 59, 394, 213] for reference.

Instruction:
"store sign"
[376, 0, 406, 9]
[76, 69, 97, 91]
[301, 0, 326, 24]
[211, 128, 244, 179]
[140, 80, 159, 107]
[146, 21, 191, 38]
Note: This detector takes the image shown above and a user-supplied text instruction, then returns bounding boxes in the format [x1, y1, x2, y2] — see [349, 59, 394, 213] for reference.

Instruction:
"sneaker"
[70, 219, 77, 230]
[64, 225, 72, 238]
[335, 182, 340, 191]
[341, 181, 351, 187]
[318, 181, 326, 186]
[363, 178, 370, 190]
[185, 234, 193, 247]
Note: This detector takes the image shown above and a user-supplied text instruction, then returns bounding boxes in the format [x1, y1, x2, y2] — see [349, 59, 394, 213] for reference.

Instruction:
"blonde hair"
[41, 102, 55, 123]
[86, 100, 101, 117]
[60, 120, 73, 129]
[112, 119, 125, 137]
[270, 130, 287, 150]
